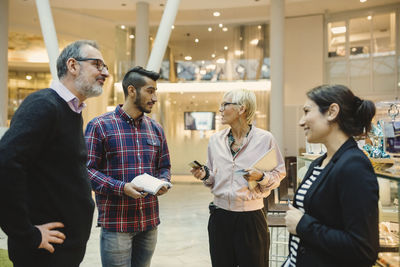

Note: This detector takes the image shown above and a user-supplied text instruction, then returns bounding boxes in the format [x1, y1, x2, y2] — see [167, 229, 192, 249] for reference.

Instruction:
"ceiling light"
[26, 75, 32, 80]
[216, 58, 226, 64]
[331, 26, 346, 34]
[171, 25, 175, 29]
[250, 39, 259, 45]
[234, 50, 244, 56]
[224, 46, 228, 50]
[360, 0, 367, 2]
[222, 27, 228, 32]
[258, 25, 262, 29]
[367, 15, 372, 20]
[195, 38, 199, 43]
[184, 56, 192, 61]
[211, 54, 216, 58]
[129, 34, 135, 39]
[219, 23, 223, 28]
[213, 11, 220, 17]
[120, 25, 126, 30]
[208, 27, 212, 32]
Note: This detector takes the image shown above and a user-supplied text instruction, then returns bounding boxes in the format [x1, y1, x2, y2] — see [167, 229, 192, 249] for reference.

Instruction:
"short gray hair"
[223, 89, 257, 124]
[56, 40, 99, 79]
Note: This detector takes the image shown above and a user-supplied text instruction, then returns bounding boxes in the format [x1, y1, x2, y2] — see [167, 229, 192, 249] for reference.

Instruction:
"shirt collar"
[115, 105, 144, 127]
[50, 80, 86, 113]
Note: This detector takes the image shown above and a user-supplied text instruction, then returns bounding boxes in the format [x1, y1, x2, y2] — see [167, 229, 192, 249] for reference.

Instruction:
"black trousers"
[208, 208, 270, 267]
[11, 245, 85, 267]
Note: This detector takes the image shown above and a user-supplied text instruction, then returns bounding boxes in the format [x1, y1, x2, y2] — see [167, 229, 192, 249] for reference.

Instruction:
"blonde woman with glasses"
[191, 89, 286, 267]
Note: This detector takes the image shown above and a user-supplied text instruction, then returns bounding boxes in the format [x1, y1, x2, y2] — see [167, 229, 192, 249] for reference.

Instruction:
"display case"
[296, 156, 400, 266]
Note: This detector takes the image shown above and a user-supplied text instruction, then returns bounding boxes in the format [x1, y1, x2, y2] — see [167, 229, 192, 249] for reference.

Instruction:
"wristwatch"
[257, 172, 265, 182]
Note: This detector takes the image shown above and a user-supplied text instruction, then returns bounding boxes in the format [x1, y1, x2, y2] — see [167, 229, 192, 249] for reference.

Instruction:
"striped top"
[284, 165, 324, 266]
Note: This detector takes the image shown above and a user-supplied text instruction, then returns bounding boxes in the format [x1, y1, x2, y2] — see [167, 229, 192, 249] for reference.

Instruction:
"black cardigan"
[0, 89, 94, 265]
[292, 138, 379, 267]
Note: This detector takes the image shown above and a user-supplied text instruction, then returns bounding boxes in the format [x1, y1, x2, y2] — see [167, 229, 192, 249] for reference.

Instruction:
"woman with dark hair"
[283, 84, 379, 267]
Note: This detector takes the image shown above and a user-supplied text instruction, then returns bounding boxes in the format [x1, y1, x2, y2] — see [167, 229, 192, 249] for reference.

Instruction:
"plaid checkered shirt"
[85, 105, 171, 232]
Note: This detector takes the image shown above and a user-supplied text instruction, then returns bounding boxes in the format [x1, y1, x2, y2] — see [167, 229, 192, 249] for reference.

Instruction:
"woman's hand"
[191, 167, 206, 180]
[243, 168, 264, 182]
[285, 204, 304, 235]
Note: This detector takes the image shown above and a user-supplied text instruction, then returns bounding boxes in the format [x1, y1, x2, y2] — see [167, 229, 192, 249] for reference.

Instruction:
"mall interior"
[1, 0, 400, 266]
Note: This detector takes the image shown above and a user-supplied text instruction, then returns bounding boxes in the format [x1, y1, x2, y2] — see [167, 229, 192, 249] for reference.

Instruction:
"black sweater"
[0, 89, 94, 265]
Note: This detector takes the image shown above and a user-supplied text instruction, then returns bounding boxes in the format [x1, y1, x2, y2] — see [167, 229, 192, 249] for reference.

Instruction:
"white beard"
[74, 70, 103, 98]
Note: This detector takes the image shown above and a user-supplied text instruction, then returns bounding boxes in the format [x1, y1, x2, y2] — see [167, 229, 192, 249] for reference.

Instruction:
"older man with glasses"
[0, 40, 109, 267]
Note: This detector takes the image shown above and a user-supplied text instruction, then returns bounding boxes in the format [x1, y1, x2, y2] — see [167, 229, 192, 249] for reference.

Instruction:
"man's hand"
[190, 167, 206, 180]
[36, 222, 66, 253]
[124, 183, 148, 199]
[285, 204, 304, 235]
[156, 186, 169, 196]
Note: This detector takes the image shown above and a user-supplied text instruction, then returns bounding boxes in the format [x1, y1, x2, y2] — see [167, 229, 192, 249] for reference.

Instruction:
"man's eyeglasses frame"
[74, 57, 109, 72]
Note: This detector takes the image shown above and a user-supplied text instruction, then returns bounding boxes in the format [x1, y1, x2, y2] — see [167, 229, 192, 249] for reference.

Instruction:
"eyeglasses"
[74, 58, 109, 72]
[220, 102, 239, 111]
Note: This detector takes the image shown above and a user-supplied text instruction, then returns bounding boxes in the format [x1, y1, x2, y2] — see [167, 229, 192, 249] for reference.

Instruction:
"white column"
[35, 0, 59, 81]
[0, 0, 9, 127]
[135, 2, 149, 67]
[269, 0, 285, 151]
[146, 0, 181, 72]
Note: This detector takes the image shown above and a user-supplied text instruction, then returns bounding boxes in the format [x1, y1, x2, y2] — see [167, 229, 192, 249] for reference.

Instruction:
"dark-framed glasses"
[220, 102, 239, 111]
[74, 57, 109, 72]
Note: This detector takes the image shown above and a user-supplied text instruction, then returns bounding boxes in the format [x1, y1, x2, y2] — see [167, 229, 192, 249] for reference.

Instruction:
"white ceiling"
[11, 0, 400, 26]
[8, 0, 400, 68]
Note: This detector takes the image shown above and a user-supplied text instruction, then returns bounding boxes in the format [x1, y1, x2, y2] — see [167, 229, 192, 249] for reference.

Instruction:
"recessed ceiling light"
[219, 23, 223, 28]
[184, 56, 192, 60]
[211, 54, 216, 58]
[224, 46, 228, 50]
[195, 38, 199, 43]
[208, 27, 212, 32]
[129, 34, 135, 39]
[360, 0, 367, 2]
[367, 15, 372, 20]
[26, 75, 32, 80]
[216, 58, 226, 64]
[250, 39, 259, 45]
[171, 25, 175, 29]
[258, 25, 262, 29]
[222, 27, 228, 32]
[120, 25, 126, 29]
[331, 26, 346, 34]
[213, 11, 220, 17]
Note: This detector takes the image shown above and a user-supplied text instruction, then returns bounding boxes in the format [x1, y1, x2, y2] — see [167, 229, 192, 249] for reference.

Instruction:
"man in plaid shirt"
[85, 66, 171, 267]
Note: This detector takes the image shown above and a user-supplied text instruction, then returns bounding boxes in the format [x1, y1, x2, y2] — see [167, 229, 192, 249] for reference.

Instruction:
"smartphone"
[188, 160, 203, 168]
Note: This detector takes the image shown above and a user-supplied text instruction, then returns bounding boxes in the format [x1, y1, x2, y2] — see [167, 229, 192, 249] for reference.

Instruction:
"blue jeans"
[100, 227, 158, 267]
